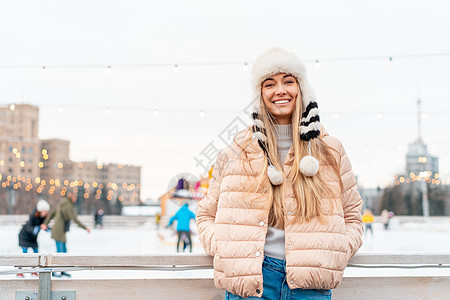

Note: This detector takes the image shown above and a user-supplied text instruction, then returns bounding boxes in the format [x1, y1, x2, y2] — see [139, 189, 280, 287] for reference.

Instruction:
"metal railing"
[1, 253, 450, 300]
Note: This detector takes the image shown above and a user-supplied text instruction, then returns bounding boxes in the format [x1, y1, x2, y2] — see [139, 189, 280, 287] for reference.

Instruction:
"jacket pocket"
[213, 251, 224, 273]
[210, 224, 218, 256]
[344, 235, 353, 261]
[211, 235, 217, 256]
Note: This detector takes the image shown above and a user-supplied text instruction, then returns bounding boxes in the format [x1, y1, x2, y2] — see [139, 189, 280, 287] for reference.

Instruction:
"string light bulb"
[173, 64, 179, 73]
[315, 60, 320, 69]
[42, 66, 47, 74]
[388, 57, 393, 66]
[243, 62, 249, 71]
[106, 65, 112, 74]
[153, 109, 159, 116]
[58, 105, 64, 113]
[200, 111, 205, 118]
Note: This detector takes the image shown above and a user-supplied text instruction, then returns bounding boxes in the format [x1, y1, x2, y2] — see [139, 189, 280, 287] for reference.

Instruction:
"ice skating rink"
[1, 217, 450, 279]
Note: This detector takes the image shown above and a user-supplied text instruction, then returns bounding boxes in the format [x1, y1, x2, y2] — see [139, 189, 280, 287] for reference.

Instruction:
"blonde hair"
[257, 81, 341, 229]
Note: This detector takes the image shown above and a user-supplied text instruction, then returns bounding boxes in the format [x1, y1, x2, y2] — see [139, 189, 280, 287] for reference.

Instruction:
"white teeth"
[274, 100, 290, 104]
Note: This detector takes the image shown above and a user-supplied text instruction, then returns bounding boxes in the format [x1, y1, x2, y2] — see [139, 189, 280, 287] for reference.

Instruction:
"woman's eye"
[285, 80, 294, 84]
[264, 83, 274, 88]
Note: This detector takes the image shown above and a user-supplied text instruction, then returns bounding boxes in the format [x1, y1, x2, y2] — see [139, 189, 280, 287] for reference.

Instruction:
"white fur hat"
[250, 47, 321, 185]
[36, 199, 50, 212]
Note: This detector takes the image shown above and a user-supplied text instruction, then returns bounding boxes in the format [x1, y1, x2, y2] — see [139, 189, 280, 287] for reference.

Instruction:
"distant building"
[0, 103, 141, 213]
[106, 163, 141, 205]
[405, 98, 439, 179]
[40, 142, 141, 206]
[385, 99, 448, 216]
[62, 160, 141, 206]
[406, 139, 439, 178]
[0, 104, 40, 180]
[40, 139, 70, 181]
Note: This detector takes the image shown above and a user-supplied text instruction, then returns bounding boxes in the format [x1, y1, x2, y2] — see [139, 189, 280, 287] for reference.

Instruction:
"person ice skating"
[381, 209, 390, 230]
[41, 191, 90, 277]
[167, 203, 196, 252]
[362, 209, 374, 236]
[94, 209, 104, 229]
[155, 212, 161, 229]
[19, 199, 50, 253]
[196, 48, 364, 299]
[17, 199, 50, 277]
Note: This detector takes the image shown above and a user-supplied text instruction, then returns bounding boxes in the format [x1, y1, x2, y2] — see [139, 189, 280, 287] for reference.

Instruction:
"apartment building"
[0, 104, 40, 180]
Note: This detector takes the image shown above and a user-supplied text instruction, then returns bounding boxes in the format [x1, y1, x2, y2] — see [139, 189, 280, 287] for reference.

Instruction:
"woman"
[17, 199, 50, 277]
[196, 48, 364, 299]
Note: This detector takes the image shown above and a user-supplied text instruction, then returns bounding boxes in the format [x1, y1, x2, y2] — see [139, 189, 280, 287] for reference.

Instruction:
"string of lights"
[393, 173, 449, 186]
[3, 50, 450, 117]
[0, 51, 449, 71]
[0, 174, 140, 201]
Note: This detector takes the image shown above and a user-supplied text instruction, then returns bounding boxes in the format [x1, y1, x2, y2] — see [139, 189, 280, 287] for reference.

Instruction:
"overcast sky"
[1, 0, 450, 200]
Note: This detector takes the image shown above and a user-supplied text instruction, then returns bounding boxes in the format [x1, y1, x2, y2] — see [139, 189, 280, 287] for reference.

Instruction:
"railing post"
[38, 271, 51, 300]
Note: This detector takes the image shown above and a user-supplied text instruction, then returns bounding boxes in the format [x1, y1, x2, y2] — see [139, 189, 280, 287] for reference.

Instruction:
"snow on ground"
[1, 218, 450, 279]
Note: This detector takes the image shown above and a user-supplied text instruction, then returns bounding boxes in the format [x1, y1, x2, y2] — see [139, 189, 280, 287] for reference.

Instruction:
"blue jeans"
[225, 256, 332, 300]
[21, 247, 38, 253]
[55, 241, 67, 253]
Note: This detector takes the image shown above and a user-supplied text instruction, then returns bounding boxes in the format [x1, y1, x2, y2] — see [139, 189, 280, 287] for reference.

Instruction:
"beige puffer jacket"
[196, 126, 363, 298]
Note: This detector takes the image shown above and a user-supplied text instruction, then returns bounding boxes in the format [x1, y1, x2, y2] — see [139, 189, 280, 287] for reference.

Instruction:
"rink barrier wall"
[0, 215, 155, 227]
[1, 253, 450, 300]
[2, 214, 450, 227]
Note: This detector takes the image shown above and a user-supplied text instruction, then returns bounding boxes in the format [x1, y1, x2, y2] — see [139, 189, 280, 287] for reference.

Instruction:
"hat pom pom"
[299, 155, 319, 177]
[267, 165, 283, 185]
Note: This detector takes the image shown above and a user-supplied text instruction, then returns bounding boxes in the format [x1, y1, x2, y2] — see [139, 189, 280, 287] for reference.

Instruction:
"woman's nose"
[275, 85, 287, 95]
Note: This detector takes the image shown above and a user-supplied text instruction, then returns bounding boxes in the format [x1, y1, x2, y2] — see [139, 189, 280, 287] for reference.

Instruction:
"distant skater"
[155, 213, 161, 229]
[94, 209, 104, 229]
[167, 203, 196, 252]
[381, 209, 390, 230]
[41, 191, 90, 277]
[17, 200, 50, 277]
[362, 209, 375, 236]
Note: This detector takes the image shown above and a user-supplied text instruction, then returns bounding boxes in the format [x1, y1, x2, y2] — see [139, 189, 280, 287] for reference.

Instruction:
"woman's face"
[261, 73, 299, 125]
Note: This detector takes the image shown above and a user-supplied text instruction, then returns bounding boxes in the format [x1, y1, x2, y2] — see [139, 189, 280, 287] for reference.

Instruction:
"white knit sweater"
[264, 123, 292, 260]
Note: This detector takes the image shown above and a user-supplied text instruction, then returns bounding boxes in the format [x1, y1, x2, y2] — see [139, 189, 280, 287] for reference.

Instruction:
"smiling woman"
[261, 73, 298, 125]
[196, 48, 364, 299]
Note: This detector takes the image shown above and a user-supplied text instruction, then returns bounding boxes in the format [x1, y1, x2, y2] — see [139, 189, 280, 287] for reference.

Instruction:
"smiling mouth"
[273, 99, 291, 104]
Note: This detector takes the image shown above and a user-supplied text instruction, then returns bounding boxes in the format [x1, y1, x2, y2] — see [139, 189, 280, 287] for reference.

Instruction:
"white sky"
[1, 0, 450, 200]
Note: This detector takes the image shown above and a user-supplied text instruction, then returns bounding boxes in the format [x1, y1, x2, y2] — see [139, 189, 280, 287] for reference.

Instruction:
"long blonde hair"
[257, 82, 341, 229]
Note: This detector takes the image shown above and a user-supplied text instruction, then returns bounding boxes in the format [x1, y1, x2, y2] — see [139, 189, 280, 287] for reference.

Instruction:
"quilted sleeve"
[196, 151, 226, 256]
[338, 141, 364, 259]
